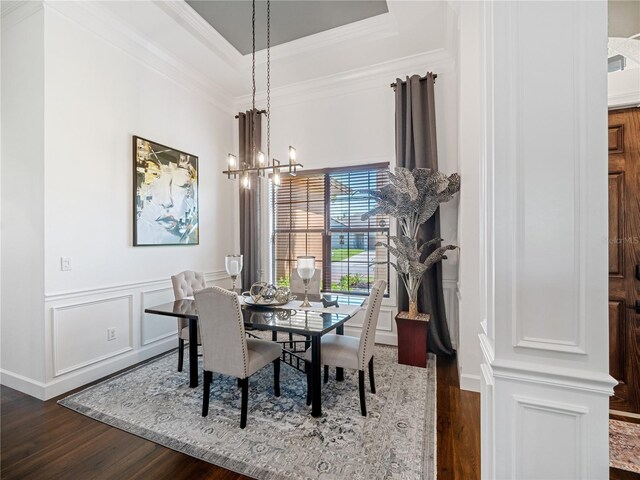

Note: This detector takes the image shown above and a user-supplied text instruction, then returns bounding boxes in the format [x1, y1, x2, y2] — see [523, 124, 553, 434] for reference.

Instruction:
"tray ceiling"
[185, 0, 389, 55]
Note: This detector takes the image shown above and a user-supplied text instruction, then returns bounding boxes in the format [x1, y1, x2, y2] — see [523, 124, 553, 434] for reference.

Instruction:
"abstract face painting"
[134, 137, 199, 245]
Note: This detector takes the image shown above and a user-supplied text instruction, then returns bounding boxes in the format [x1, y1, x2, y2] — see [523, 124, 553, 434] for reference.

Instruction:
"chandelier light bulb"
[228, 154, 237, 169]
[242, 173, 251, 189]
[289, 146, 297, 163]
[273, 171, 281, 187]
[257, 151, 265, 166]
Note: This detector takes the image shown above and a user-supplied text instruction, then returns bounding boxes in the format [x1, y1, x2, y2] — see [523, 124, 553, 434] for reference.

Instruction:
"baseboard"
[1, 338, 177, 401]
[0, 370, 47, 400]
[460, 373, 481, 392]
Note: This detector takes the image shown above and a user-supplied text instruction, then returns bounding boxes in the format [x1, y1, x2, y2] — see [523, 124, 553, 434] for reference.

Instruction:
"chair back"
[194, 286, 249, 378]
[290, 270, 321, 296]
[357, 280, 387, 370]
[171, 270, 207, 299]
[171, 271, 207, 331]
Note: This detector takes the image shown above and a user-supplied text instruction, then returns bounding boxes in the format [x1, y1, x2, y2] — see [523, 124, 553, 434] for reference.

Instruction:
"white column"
[479, 1, 616, 479]
[456, 1, 484, 393]
[1, 2, 47, 397]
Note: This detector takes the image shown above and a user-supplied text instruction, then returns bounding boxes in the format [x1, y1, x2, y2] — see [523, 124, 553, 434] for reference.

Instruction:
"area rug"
[610, 419, 640, 473]
[59, 343, 436, 480]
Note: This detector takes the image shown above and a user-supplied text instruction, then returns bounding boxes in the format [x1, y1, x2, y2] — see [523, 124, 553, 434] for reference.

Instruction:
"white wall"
[1, 3, 236, 399]
[455, 2, 483, 392]
[1, 4, 47, 394]
[478, 2, 616, 478]
[249, 49, 459, 345]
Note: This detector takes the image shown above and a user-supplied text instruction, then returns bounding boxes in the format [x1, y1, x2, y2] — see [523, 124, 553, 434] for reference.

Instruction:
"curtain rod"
[234, 109, 267, 119]
[390, 73, 437, 90]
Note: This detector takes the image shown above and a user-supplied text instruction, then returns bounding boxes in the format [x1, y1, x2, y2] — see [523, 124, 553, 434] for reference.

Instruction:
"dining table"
[144, 293, 365, 418]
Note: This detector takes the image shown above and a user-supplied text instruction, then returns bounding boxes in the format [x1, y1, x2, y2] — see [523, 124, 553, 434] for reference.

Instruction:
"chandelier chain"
[251, 0, 256, 165]
[266, 0, 271, 163]
[223, 0, 298, 183]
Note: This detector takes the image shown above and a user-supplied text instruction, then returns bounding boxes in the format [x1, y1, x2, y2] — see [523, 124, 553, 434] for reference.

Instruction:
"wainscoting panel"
[513, 396, 587, 480]
[508, 1, 588, 354]
[345, 307, 393, 332]
[52, 295, 133, 376]
[37, 271, 228, 399]
[141, 287, 177, 346]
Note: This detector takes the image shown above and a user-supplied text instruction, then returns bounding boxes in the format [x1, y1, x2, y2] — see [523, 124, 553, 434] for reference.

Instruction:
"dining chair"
[194, 286, 282, 429]
[171, 270, 207, 372]
[304, 279, 386, 416]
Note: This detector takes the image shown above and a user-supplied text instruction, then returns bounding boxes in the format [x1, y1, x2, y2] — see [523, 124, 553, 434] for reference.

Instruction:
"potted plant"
[362, 167, 460, 317]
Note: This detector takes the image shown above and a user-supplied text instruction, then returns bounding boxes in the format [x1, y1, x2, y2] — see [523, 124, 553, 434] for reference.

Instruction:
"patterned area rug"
[59, 343, 436, 480]
[610, 419, 640, 473]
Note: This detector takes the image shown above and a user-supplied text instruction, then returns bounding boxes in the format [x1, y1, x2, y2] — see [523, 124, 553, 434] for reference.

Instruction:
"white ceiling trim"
[44, 0, 236, 114]
[152, 0, 245, 70]
[154, 0, 398, 68]
[253, 12, 399, 65]
[235, 48, 455, 110]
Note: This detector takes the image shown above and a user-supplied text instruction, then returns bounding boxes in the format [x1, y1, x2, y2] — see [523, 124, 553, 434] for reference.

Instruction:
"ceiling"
[185, 1, 389, 55]
[88, 1, 448, 98]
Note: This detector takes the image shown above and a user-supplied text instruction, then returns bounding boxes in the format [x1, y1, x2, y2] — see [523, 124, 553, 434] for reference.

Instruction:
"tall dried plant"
[362, 167, 460, 316]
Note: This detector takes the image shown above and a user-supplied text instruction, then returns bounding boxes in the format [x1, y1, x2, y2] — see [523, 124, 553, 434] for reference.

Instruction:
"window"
[271, 164, 389, 295]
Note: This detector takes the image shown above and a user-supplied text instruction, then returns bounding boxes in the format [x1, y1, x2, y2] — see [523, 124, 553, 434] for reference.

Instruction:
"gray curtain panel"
[238, 110, 262, 290]
[394, 74, 454, 356]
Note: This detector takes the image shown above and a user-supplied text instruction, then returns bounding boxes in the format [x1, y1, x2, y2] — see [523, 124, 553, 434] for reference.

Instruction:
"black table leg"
[311, 335, 322, 417]
[335, 324, 344, 382]
[188, 318, 198, 388]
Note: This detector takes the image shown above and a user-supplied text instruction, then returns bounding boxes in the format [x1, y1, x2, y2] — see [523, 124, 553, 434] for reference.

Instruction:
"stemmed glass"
[296, 256, 316, 308]
[225, 254, 243, 291]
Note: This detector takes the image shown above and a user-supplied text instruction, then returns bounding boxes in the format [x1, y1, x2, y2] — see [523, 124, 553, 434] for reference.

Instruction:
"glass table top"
[145, 293, 365, 336]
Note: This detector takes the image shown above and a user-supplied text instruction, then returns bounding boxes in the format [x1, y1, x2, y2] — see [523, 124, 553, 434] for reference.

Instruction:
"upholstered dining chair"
[171, 270, 207, 372]
[194, 286, 282, 429]
[305, 279, 386, 416]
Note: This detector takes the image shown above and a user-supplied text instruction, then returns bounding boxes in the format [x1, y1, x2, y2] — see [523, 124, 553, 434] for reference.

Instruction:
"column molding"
[477, 1, 616, 478]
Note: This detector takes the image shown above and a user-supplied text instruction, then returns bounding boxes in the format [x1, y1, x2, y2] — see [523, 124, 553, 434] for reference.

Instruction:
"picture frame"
[133, 136, 199, 246]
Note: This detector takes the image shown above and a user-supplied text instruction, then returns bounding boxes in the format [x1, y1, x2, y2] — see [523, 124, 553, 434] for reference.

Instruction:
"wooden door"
[608, 107, 640, 415]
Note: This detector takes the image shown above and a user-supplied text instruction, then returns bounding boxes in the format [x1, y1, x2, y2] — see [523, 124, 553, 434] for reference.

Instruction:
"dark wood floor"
[3, 356, 635, 480]
[1, 353, 480, 479]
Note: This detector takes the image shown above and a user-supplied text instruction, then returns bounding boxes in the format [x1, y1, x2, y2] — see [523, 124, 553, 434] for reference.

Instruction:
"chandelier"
[223, 0, 301, 188]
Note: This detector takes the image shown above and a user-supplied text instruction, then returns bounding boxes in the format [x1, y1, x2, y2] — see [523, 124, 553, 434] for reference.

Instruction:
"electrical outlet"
[61, 257, 72, 271]
[107, 328, 116, 341]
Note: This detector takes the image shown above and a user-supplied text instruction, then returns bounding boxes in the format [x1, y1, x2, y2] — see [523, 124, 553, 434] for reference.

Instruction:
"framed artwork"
[133, 136, 199, 246]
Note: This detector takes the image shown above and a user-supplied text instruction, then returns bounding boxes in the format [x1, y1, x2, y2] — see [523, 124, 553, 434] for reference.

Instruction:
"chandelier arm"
[224, 0, 298, 185]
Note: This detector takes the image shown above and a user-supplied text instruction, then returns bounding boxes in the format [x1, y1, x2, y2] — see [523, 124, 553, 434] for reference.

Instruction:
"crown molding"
[44, 0, 235, 114]
[149, 2, 399, 69]
[253, 12, 399, 66]
[152, 0, 244, 70]
[1, 0, 43, 30]
[235, 48, 455, 110]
